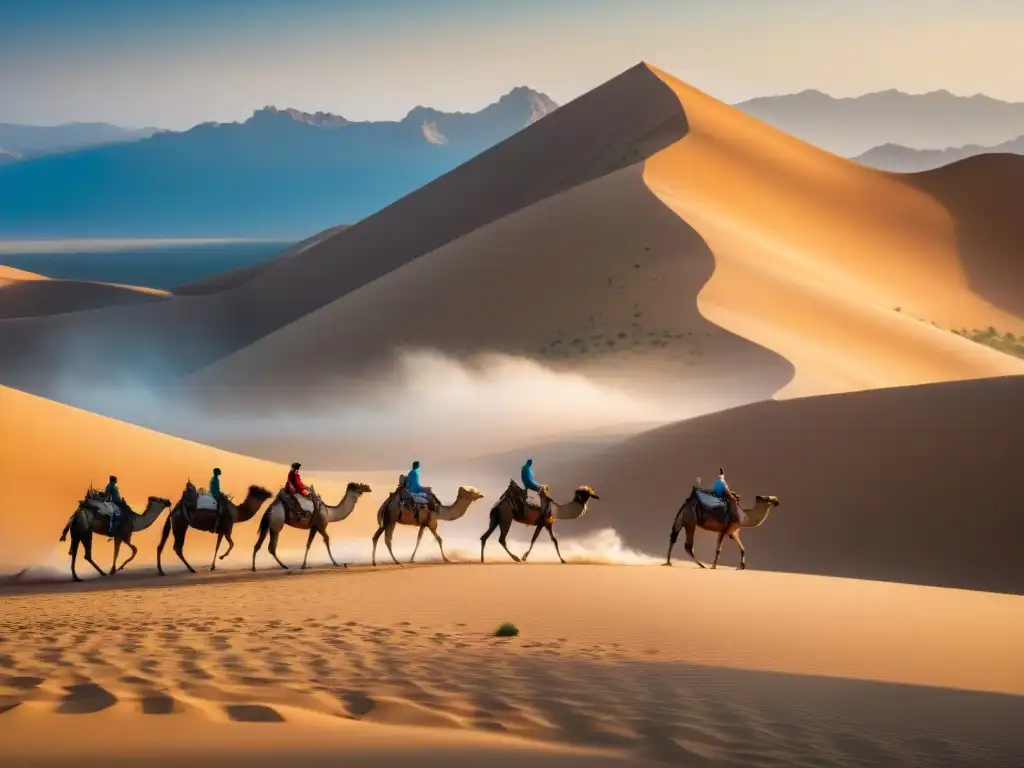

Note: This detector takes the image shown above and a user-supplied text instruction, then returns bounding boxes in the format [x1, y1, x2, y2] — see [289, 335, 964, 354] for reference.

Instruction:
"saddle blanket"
[695, 490, 727, 510]
[86, 500, 119, 516]
[287, 495, 315, 514]
[196, 495, 219, 511]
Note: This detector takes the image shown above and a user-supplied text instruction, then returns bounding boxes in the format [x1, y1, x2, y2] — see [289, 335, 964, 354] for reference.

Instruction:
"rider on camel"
[712, 468, 739, 521]
[210, 468, 227, 522]
[287, 462, 309, 498]
[404, 461, 436, 516]
[520, 458, 550, 515]
[104, 474, 127, 535]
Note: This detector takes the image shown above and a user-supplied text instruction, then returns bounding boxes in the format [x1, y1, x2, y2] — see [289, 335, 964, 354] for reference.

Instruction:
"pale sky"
[2, 0, 1022, 129]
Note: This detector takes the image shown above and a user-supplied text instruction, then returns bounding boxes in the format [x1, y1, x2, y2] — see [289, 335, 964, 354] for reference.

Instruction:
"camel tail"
[258, 510, 271, 538]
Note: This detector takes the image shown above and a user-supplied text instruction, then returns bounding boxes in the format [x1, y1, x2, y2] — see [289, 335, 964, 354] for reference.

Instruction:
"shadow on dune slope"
[550, 375, 1024, 594]
[906, 154, 1024, 321]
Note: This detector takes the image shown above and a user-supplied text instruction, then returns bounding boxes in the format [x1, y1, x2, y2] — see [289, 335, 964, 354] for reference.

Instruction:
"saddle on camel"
[691, 468, 741, 527]
[276, 461, 318, 524]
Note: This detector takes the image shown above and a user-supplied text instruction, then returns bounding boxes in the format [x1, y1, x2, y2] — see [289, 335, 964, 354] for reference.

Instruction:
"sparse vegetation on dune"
[495, 622, 520, 637]
[953, 326, 1024, 360]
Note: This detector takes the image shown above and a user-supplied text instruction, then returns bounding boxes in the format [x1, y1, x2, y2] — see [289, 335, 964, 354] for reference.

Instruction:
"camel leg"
[409, 526, 427, 563]
[117, 542, 138, 572]
[546, 523, 566, 564]
[173, 526, 197, 574]
[268, 528, 289, 570]
[211, 533, 223, 572]
[219, 532, 235, 560]
[429, 524, 449, 563]
[683, 525, 706, 569]
[497, 520, 520, 563]
[383, 523, 402, 567]
[521, 524, 544, 562]
[156, 516, 172, 576]
[665, 526, 679, 566]
[302, 528, 317, 569]
[252, 515, 270, 571]
[109, 538, 122, 575]
[479, 516, 500, 563]
[82, 533, 106, 577]
[730, 530, 747, 570]
[69, 536, 82, 582]
[321, 528, 342, 568]
[711, 529, 727, 569]
[371, 525, 385, 567]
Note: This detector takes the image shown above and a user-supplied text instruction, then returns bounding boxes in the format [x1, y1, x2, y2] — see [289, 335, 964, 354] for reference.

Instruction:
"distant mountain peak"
[248, 106, 351, 128]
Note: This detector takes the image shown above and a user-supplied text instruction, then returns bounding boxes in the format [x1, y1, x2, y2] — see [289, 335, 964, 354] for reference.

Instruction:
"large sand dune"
[162, 63, 1024, 404]
[0, 265, 167, 319]
[1, 565, 1022, 767]
[0, 385, 393, 572]
[549, 375, 1024, 594]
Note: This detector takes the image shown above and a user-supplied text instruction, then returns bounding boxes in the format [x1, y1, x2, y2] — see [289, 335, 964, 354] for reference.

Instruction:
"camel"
[252, 482, 373, 570]
[157, 481, 272, 575]
[59, 490, 171, 581]
[480, 482, 600, 564]
[665, 482, 781, 569]
[371, 481, 485, 566]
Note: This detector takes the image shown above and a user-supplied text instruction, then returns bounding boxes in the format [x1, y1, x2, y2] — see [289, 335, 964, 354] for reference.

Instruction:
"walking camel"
[252, 482, 373, 570]
[481, 482, 600, 564]
[157, 481, 272, 575]
[59, 490, 171, 581]
[665, 482, 780, 569]
[371, 481, 485, 566]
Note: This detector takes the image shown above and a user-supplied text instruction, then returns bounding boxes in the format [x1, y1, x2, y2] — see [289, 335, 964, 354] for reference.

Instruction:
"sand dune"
[641, 65, 1024, 397]
[177, 62, 1024, 403]
[0, 385, 394, 572]
[0, 277, 168, 319]
[0, 264, 47, 286]
[0, 64, 689, 395]
[1, 565, 1022, 767]
[549, 375, 1024, 594]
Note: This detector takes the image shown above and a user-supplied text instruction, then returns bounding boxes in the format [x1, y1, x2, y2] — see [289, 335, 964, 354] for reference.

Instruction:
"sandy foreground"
[1, 564, 1023, 767]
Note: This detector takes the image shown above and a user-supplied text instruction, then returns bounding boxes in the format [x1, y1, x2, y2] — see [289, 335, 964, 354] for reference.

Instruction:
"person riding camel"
[286, 462, 309, 497]
[712, 467, 739, 522]
[520, 458, 550, 516]
[104, 474, 127, 535]
[209, 468, 227, 523]
[403, 461, 437, 521]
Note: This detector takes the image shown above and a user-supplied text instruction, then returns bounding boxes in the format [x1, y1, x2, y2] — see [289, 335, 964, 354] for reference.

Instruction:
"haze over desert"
[2, 3, 1023, 765]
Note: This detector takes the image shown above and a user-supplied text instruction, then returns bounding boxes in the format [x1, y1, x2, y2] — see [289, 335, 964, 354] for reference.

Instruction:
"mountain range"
[0, 121, 161, 162]
[853, 135, 1024, 172]
[734, 89, 1024, 157]
[3, 85, 1024, 237]
[0, 87, 557, 238]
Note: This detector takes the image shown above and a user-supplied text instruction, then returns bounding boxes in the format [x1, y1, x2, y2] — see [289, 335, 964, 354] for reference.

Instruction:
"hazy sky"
[2, 0, 1022, 128]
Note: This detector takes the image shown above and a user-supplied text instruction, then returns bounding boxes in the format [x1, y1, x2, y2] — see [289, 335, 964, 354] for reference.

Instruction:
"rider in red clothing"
[286, 462, 309, 497]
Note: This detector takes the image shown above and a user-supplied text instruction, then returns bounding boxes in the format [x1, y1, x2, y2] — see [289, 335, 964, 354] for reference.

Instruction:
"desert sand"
[2, 565, 1023, 767]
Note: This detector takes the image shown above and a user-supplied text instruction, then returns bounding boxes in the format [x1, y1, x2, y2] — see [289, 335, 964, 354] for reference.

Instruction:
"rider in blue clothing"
[520, 458, 550, 514]
[210, 468, 227, 520]
[405, 461, 434, 506]
[713, 468, 729, 497]
[104, 475, 125, 535]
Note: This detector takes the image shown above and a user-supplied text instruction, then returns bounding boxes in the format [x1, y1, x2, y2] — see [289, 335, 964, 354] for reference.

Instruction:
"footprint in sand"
[140, 692, 180, 715]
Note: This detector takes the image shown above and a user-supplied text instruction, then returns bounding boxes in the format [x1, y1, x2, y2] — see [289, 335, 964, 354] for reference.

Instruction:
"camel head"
[247, 485, 273, 503]
[148, 496, 172, 509]
[573, 486, 600, 504]
[755, 495, 781, 507]
[346, 481, 373, 496]
[457, 485, 485, 502]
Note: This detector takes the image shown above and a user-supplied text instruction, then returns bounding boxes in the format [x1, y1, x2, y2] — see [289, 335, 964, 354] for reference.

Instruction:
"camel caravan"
[56, 460, 780, 581]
